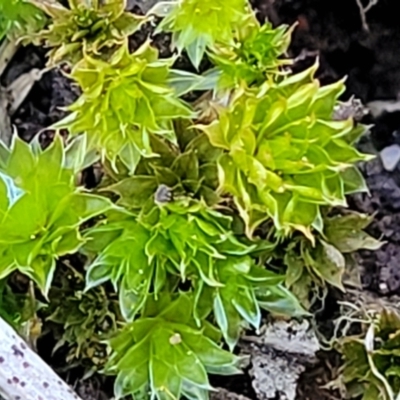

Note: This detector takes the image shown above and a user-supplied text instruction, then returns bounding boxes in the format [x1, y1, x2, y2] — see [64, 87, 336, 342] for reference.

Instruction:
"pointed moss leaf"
[232, 287, 261, 329]
[257, 285, 307, 317]
[106, 176, 159, 209]
[64, 134, 99, 172]
[84, 214, 153, 320]
[24, 256, 56, 295]
[315, 240, 345, 290]
[0, 172, 24, 207]
[284, 251, 305, 288]
[86, 259, 113, 290]
[119, 277, 149, 322]
[325, 213, 382, 253]
[168, 69, 209, 96]
[213, 292, 229, 341]
[342, 166, 370, 194]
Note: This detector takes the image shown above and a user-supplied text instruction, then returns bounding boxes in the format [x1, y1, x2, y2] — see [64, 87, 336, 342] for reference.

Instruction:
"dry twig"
[355, 0, 379, 32]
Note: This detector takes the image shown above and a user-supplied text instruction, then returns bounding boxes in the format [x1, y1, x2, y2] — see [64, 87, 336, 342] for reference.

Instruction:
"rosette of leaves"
[0, 0, 45, 41]
[284, 212, 382, 308]
[149, 0, 252, 69]
[104, 124, 222, 208]
[206, 21, 293, 90]
[199, 64, 372, 239]
[53, 42, 194, 174]
[29, 0, 144, 65]
[194, 251, 305, 349]
[45, 265, 121, 369]
[106, 293, 242, 400]
[340, 309, 400, 400]
[0, 134, 112, 294]
[83, 200, 250, 321]
[83, 199, 303, 347]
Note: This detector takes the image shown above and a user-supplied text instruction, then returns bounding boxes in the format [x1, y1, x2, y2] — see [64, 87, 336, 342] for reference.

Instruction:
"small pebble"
[379, 282, 388, 293]
[380, 144, 400, 171]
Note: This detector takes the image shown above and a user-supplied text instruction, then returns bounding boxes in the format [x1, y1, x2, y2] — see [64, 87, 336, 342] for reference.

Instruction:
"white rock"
[380, 144, 400, 172]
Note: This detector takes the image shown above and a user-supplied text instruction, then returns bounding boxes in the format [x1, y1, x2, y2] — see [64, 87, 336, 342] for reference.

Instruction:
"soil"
[3, 0, 400, 399]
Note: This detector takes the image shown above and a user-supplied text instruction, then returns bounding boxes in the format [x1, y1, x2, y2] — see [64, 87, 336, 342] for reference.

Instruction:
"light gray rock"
[250, 346, 304, 400]
[380, 144, 400, 172]
[244, 319, 319, 400]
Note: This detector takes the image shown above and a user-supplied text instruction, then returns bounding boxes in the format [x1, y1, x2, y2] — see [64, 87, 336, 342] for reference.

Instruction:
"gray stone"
[244, 319, 319, 400]
[380, 144, 400, 171]
[250, 347, 305, 400]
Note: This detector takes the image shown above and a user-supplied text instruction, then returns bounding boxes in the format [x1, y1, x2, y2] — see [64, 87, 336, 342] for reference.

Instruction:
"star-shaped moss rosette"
[0, 0, 45, 41]
[102, 122, 222, 208]
[198, 64, 373, 239]
[83, 197, 302, 334]
[148, 0, 252, 69]
[0, 134, 112, 294]
[192, 251, 304, 350]
[206, 20, 294, 90]
[29, 0, 144, 65]
[106, 294, 242, 400]
[53, 42, 195, 174]
[83, 199, 257, 321]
